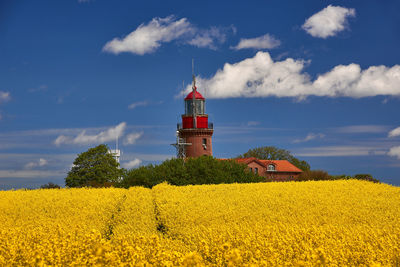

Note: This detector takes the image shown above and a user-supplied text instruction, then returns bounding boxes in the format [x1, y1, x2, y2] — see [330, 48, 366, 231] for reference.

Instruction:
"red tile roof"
[234, 157, 303, 173]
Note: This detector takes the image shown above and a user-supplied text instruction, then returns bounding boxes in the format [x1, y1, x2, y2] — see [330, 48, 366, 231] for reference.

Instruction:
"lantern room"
[185, 91, 205, 115]
[181, 90, 209, 129]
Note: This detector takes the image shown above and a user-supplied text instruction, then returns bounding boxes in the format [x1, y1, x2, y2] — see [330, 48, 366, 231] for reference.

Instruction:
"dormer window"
[267, 164, 276, 171]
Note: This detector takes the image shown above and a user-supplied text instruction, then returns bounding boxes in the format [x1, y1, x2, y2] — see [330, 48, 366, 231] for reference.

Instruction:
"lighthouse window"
[202, 138, 207, 150]
[195, 100, 205, 114]
[185, 99, 204, 115]
[185, 100, 193, 115]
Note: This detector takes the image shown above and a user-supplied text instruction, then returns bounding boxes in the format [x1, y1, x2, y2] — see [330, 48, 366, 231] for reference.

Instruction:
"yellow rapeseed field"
[0, 180, 399, 266]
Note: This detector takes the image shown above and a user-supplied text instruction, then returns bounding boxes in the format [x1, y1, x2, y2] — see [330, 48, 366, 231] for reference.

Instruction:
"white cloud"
[182, 51, 310, 98]
[28, 84, 48, 93]
[293, 133, 325, 143]
[54, 122, 126, 146]
[0, 170, 63, 179]
[247, 121, 260, 126]
[103, 16, 231, 55]
[123, 132, 143, 145]
[122, 152, 172, 162]
[128, 101, 148, 109]
[302, 5, 356, 38]
[232, 34, 280, 50]
[296, 146, 387, 157]
[103, 16, 192, 55]
[24, 158, 48, 169]
[313, 64, 400, 97]
[122, 158, 142, 169]
[334, 125, 389, 134]
[186, 26, 227, 49]
[388, 146, 400, 159]
[0, 91, 11, 103]
[388, 127, 400, 137]
[182, 51, 400, 99]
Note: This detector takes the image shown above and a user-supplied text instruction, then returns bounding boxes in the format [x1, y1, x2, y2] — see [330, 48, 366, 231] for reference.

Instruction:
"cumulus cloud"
[123, 132, 143, 145]
[122, 158, 142, 169]
[388, 127, 400, 138]
[293, 133, 325, 143]
[388, 146, 400, 159]
[302, 5, 355, 38]
[0, 91, 11, 103]
[186, 26, 228, 49]
[103, 16, 192, 55]
[25, 158, 48, 169]
[54, 122, 126, 146]
[181, 51, 400, 99]
[103, 16, 231, 55]
[128, 101, 148, 109]
[232, 34, 280, 50]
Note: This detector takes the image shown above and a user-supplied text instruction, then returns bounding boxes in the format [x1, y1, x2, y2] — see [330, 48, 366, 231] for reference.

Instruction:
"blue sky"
[1, 0, 400, 189]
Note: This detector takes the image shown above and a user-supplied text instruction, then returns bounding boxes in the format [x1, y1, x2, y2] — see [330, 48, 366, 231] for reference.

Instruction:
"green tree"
[236, 146, 310, 171]
[65, 144, 124, 187]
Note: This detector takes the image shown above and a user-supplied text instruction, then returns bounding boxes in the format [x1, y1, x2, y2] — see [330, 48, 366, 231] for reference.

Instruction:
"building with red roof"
[223, 157, 303, 181]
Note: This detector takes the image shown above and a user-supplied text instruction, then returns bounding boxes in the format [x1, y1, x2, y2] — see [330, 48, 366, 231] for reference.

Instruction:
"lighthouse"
[173, 74, 213, 158]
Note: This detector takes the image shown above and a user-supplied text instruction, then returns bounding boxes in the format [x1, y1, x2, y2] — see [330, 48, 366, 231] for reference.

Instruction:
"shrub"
[298, 170, 331, 181]
[354, 174, 380, 183]
[119, 156, 263, 188]
[40, 182, 61, 189]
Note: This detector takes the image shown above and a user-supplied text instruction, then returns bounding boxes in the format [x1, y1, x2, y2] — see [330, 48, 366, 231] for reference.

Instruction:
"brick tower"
[174, 75, 213, 158]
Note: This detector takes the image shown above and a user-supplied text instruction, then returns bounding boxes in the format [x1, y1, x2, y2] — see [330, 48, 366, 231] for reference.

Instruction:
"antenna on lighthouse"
[192, 58, 197, 129]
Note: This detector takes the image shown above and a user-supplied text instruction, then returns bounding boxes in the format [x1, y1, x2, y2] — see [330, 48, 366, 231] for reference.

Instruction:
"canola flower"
[0, 180, 399, 266]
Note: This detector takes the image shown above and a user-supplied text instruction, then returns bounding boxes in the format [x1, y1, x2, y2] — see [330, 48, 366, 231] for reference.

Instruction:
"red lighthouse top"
[180, 74, 210, 130]
[184, 90, 205, 100]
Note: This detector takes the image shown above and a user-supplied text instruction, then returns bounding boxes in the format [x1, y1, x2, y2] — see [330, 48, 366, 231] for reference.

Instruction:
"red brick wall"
[246, 162, 266, 176]
[179, 129, 213, 158]
[245, 162, 301, 181]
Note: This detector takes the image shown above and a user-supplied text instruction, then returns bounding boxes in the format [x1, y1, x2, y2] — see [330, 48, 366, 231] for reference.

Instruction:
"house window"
[249, 167, 253, 172]
[254, 167, 258, 174]
[202, 138, 207, 150]
[268, 164, 275, 171]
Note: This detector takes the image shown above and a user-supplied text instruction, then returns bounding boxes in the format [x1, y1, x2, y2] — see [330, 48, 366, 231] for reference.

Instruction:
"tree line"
[56, 144, 378, 189]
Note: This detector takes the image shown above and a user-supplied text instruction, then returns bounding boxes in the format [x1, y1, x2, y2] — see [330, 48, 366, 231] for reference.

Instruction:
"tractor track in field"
[103, 193, 127, 240]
